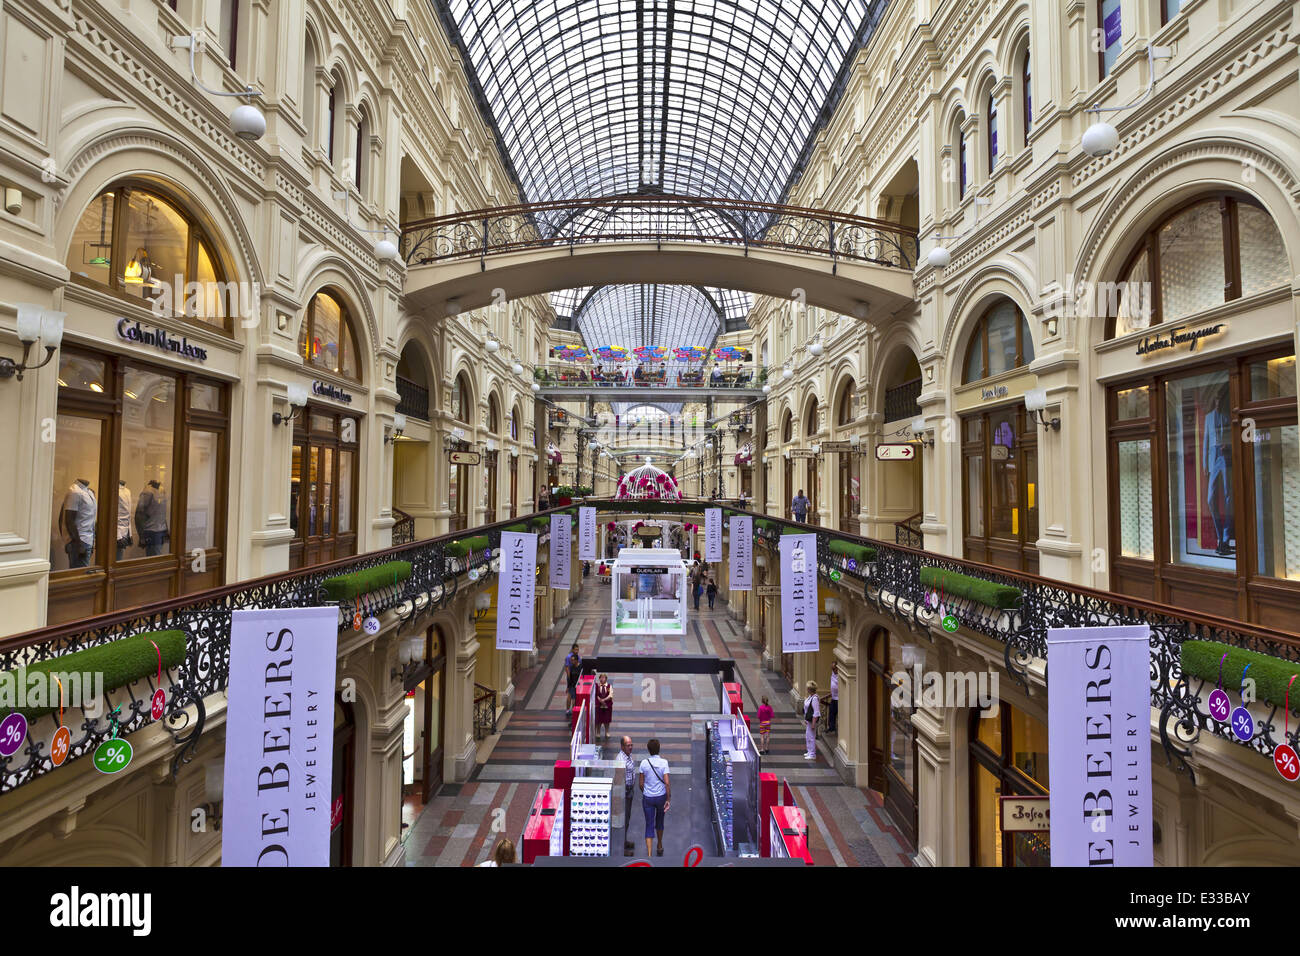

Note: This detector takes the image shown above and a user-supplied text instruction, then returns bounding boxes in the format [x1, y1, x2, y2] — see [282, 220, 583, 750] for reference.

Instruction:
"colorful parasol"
[633, 345, 668, 361]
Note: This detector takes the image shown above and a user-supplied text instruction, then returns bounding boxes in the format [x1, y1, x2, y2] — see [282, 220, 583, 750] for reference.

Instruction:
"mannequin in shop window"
[60, 479, 97, 568]
[116, 480, 133, 560]
[136, 480, 170, 556]
[1203, 390, 1233, 556]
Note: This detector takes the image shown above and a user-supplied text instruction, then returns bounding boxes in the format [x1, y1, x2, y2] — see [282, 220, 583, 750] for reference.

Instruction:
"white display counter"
[609, 547, 689, 635]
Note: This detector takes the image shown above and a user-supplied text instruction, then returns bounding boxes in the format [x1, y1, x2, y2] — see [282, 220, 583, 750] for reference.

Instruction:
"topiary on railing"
[829, 540, 877, 563]
[919, 567, 1021, 610]
[444, 536, 490, 559]
[0, 629, 187, 721]
[1181, 640, 1300, 712]
[321, 561, 412, 602]
[503, 523, 528, 533]
[529, 516, 549, 531]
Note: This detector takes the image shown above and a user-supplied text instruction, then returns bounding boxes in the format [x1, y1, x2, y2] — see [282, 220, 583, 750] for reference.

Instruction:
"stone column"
[446, 592, 479, 781]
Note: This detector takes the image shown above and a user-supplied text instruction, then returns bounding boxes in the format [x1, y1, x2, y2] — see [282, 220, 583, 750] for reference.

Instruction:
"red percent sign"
[50, 677, 70, 768]
[1275, 675, 1300, 783]
[149, 640, 166, 720]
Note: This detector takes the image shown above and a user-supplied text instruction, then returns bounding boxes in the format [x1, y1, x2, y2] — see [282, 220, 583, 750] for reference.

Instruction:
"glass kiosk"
[609, 548, 688, 634]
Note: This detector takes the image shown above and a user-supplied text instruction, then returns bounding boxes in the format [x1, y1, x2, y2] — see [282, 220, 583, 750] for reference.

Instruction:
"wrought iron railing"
[536, 364, 760, 390]
[401, 193, 918, 270]
[883, 377, 922, 423]
[392, 508, 415, 546]
[473, 683, 499, 741]
[0, 510, 555, 794]
[395, 375, 430, 421]
[894, 512, 923, 549]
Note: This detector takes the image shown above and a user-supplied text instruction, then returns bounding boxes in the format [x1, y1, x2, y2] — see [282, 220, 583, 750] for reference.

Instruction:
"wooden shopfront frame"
[289, 402, 360, 570]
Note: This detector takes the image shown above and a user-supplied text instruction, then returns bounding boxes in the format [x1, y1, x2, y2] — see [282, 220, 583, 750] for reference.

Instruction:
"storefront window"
[338, 450, 354, 535]
[962, 299, 1034, 384]
[963, 406, 1038, 571]
[1253, 424, 1300, 581]
[186, 431, 220, 550]
[1116, 385, 1150, 420]
[970, 703, 1049, 867]
[1166, 369, 1235, 570]
[299, 290, 361, 382]
[289, 407, 359, 569]
[51, 415, 104, 572]
[1250, 356, 1297, 402]
[191, 381, 222, 412]
[1117, 439, 1155, 559]
[118, 366, 177, 561]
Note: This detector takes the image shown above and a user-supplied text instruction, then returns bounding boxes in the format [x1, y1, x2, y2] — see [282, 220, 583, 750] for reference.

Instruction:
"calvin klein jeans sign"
[223, 606, 338, 866]
[729, 515, 752, 590]
[550, 514, 571, 590]
[705, 508, 722, 562]
[496, 531, 537, 651]
[578, 507, 597, 561]
[1046, 625, 1153, 867]
[779, 534, 819, 653]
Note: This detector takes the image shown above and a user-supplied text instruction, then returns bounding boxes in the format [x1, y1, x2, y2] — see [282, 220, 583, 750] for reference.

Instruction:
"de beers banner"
[729, 515, 752, 590]
[1047, 625, 1153, 867]
[496, 531, 538, 651]
[578, 507, 597, 561]
[705, 508, 723, 562]
[223, 606, 338, 867]
[779, 533, 819, 653]
[550, 513, 571, 590]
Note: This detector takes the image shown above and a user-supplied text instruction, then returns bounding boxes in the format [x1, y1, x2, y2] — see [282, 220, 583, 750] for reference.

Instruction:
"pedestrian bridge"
[399, 194, 919, 320]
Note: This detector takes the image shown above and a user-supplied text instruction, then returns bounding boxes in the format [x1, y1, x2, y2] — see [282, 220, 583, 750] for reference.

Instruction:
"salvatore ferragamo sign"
[1135, 322, 1225, 357]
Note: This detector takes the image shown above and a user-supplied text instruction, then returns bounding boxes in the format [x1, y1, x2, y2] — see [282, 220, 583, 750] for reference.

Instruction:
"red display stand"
[758, 772, 777, 857]
[770, 805, 813, 864]
[574, 677, 595, 741]
[722, 682, 743, 716]
[553, 760, 576, 856]
[522, 788, 566, 864]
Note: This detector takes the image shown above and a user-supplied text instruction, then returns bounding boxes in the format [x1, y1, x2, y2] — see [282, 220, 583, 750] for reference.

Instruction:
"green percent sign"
[941, 614, 960, 633]
[93, 738, 133, 774]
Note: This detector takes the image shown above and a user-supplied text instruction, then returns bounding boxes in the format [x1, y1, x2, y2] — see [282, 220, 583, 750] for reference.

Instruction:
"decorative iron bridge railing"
[3, 499, 1296, 794]
[473, 683, 499, 741]
[0, 510, 554, 795]
[894, 512, 923, 549]
[400, 194, 918, 270]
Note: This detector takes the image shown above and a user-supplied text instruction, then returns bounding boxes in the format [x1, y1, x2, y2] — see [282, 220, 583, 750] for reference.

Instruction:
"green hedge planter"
[529, 517, 550, 530]
[919, 567, 1021, 610]
[444, 537, 490, 559]
[0, 629, 187, 721]
[755, 519, 776, 532]
[504, 523, 528, 533]
[829, 540, 877, 563]
[1181, 640, 1300, 712]
[321, 561, 412, 601]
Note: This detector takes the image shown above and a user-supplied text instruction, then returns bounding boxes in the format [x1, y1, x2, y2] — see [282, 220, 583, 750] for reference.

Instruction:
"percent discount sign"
[1230, 706, 1254, 742]
[50, 726, 71, 767]
[93, 738, 133, 774]
[0, 713, 27, 757]
[1207, 688, 1231, 723]
[1275, 744, 1300, 782]
[151, 688, 166, 721]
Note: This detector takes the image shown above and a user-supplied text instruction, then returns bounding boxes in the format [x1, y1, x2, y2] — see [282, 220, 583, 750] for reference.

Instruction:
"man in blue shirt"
[791, 489, 810, 522]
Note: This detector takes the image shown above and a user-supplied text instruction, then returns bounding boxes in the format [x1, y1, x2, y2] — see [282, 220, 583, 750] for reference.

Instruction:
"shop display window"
[50, 415, 104, 572]
[1253, 424, 1300, 581]
[962, 299, 1034, 384]
[289, 407, 359, 569]
[299, 290, 361, 381]
[1165, 370, 1235, 570]
[118, 366, 177, 561]
[969, 703, 1049, 867]
[1117, 439, 1155, 559]
[962, 405, 1038, 572]
[186, 431, 221, 551]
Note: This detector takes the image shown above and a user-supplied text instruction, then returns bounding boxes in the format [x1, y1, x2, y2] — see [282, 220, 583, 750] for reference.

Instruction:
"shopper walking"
[706, 576, 718, 610]
[618, 735, 637, 856]
[829, 664, 840, 734]
[757, 696, 774, 755]
[594, 672, 614, 741]
[791, 489, 810, 523]
[802, 681, 820, 760]
[477, 838, 516, 866]
[563, 644, 582, 720]
[638, 738, 671, 857]
[692, 574, 703, 611]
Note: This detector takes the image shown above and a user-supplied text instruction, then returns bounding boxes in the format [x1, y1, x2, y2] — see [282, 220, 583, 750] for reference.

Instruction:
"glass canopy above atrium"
[552, 284, 751, 350]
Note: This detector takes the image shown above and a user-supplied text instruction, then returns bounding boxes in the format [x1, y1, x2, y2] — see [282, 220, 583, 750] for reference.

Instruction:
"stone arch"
[296, 253, 379, 385]
[396, 334, 437, 409]
[939, 256, 1039, 374]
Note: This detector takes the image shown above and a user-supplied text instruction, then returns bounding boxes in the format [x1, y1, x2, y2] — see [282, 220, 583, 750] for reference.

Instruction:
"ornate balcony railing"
[883, 377, 922, 423]
[395, 375, 430, 421]
[401, 194, 918, 270]
[894, 512, 923, 549]
[473, 683, 499, 741]
[392, 508, 415, 546]
[0, 510, 555, 794]
[537, 364, 759, 390]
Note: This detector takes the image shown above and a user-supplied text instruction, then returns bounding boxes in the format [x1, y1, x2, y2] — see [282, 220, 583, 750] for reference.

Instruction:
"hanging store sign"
[116, 318, 208, 362]
[789, 449, 817, 459]
[705, 508, 723, 562]
[779, 534, 819, 654]
[549, 514, 571, 591]
[311, 380, 354, 404]
[875, 443, 916, 461]
[578, 507, 597, 561]
[1046, 625, 1153, 867]
[756, 584, 781, 596]
[1134, 322, 1225, 357]
[223, 606, 338, 867]
[730, 515, 752, 590]
[819, 441, 853, 453]
[496, 531, 538, 652]
[1000, 796, 1051, 832]
[449, 450, 481, 465]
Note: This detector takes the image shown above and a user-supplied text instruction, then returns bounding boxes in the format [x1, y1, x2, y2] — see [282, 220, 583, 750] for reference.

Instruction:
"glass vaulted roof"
[552, 284, 751, 350]
[442, 0, 874, 205]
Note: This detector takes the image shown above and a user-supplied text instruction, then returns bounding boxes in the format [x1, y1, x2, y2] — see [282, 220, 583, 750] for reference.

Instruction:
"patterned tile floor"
[403, 586, 913, 867]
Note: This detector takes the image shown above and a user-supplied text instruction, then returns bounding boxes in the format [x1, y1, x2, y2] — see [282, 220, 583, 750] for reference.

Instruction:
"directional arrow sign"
[876, 443, 917, 461]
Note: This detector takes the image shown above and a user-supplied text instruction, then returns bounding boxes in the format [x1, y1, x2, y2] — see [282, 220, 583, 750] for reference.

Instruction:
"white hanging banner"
[705, 507, 723, 562]
[550, 514, 571, 590]
[779, 534, 819, 653]
[729, 515, 752, 590]
[578, 506, 597, 561]
[1046, 625, 1153, 867]
[497, 531, 538, 651]
[223, 606, 338, 867]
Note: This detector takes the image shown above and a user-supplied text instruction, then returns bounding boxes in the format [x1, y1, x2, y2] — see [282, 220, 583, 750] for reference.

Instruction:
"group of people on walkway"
[689, 560, 717, 611]
[618, 735, 672, 857]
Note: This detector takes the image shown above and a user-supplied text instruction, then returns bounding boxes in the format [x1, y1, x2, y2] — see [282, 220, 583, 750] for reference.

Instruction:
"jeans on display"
[642, 792, 667, 838]
[65, 540, 92, 569]
[141, 530, 167, 556]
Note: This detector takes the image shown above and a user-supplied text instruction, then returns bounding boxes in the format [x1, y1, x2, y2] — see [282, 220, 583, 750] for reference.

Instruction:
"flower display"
[612, 457, 683, 501]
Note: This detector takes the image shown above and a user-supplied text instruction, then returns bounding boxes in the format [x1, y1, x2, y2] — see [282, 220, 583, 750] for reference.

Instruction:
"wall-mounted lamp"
[755, 554, 767, 569]
[486, 336, 500, 353]
[928, 198, 992, 269]
[824, 597, 843, 625]
[272, 383, 309, 426]
[849, 433, 861, 449]
[198, 759, 224, 831]
[1082, 45, 1174, 158]
[911, 417, 934, 449]
[511, 361, 524, 376]
[473, 591, 491, 621]
[331, 190, 400, 262]
[900, 643, 926, 671]
[781, 364, 794, 381]
[171, 34, 265, 140]
[384, 412, 407, 444]
[445, 298, 461, 317]
[1, 304, 65, 382]
[810, 443, 822, 456]
[1024, 388, 1061, 431]
[808, 337, 824, 357]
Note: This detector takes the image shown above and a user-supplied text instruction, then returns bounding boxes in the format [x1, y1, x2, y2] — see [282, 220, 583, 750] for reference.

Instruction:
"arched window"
[954, 112, 968, 199]
[451, 374, 473, 424]
[1022, 49, 1032, 146]
[1162, 0, 1182, 26]
[326, 73, 340, 163]
[65, 184, 234, 332]
[298, 290, 361, 381]
[837, 380, 856, 427]
[963, 299, 1035, 383]
[986, 90, 998, 173]
[510, 405, 520, 441]
[781, 411, 793, 444]
[1107, 194, 1290, 337]
[805, 399, 819, 436]
[354, 107, 368, 192]
[219, 0, 239, 69]
[489, 395, 501, 435]
[303, 35, 318, 141]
